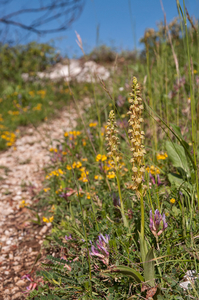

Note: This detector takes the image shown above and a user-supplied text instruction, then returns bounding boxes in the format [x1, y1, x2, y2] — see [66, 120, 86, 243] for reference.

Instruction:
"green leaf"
[168, 173, 191, 197]
[170, 124, 189, 151]
[139, 233, 148, 263]
[61, 180, 67, 189]
[166, 141, 190, 178]
[172, 206, 181, 217]
[103, 265, 144, 283]
[143, 99, 196, 170]
[168, 173, 184, 186]
[144, 247, 155, 287]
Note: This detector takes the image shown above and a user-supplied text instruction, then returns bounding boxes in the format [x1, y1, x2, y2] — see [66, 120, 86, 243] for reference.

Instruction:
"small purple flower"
[65, 234, 72, 241]
[21, 274, 32, 281]
[149, 173, 161, 186]
[149, 173, 156, 185]
[149, 209, 168, 237]
[89, 234, 110, 265]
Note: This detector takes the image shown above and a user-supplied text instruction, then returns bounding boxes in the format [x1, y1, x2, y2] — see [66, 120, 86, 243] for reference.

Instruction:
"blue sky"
[2, 0, 199, 57]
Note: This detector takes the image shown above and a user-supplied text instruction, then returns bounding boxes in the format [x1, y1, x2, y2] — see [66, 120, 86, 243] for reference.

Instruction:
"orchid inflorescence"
[127, 77, 146, 192]
[105, 110, 120, 172]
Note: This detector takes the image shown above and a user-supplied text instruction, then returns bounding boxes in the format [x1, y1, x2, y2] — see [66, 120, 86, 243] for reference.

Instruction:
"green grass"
[0, 80, 93, 150]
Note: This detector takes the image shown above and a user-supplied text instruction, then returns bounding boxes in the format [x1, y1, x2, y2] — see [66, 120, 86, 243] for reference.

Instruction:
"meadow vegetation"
[1, 3, 199, 299]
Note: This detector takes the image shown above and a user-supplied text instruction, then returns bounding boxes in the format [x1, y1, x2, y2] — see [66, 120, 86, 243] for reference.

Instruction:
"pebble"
[16, 280, 25, 287]
[39, 225, 48, 235]
[12, 292, 22, 299]
[12, 195, 22, 201]
[9, 253, 14, 260]
[2, 246, 10, 253]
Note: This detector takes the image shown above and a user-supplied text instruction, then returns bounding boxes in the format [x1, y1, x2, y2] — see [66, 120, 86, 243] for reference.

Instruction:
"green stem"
[140, 188, 145, 241]
[116, 169, 128, 227]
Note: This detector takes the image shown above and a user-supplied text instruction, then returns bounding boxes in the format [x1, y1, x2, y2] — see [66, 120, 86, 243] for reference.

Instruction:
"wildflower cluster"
[8, 110, 20, 115]
[96, 154, 107, 162]
[89, 122, 97, 127]
[33, 103, 42, 111]
[1, 131, 16, 147]
[156, 152, 168, 160]
[19, 200, 28, 208]
[43, 216, 54, 223]
[146, 165, 160, 175]
[46, 169, 64, 179]
[79, 168, 89, 183]
[72, 161, 82, 169]
[149, 209, 168, 237]
[127, 77, 146, 191]
[90, 234, 110, 266]
[37, 90, 46, 98]
[64, 130, 81, 139]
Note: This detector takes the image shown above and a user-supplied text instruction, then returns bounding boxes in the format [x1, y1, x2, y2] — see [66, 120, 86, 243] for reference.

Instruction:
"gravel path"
[0, 99, 88, 299]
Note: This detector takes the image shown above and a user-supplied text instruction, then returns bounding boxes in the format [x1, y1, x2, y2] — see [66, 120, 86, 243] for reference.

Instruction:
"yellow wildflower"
[107, 171, 116, 179]
[101, 155, 107, 161]
[49, 216, 54, 222]
[43, 188, 50, 192]
[86, 193, 91, 199]
[49, 147, 57, 152]
[96, 154, 107, 162]
[33, 103, 42, 111]
[6, 142, 13, 147]
[170, 198, 176, 204]
[50, 205, 55, 212]
[72, 162, 77, 169]
[96, 154, 102, 162]
[64, 132, 68, 137]
[29, 91, 35, 96]
[82, 139, 86, 146]
[89, 122, 97, 127]
[94, 175, 103, 180]
[19, 200, 27, 208]
[37, 90, 46, 98]
[66, 165, 72, 170]
[8, 110, 19, 115]
[146, 165, 160, 175]
[82, 158, 88, 162]
[43, 216, 54, 223]
[76, 161, 82, 168]
[157, 153, 168, 160]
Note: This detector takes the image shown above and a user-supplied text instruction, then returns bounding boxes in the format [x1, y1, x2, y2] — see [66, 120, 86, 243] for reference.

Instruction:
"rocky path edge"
[0, 98, 89, 299]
